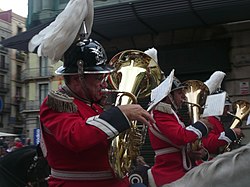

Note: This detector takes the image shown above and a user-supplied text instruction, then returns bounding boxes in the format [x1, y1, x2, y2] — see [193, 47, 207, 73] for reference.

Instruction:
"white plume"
[144, 47, 158, 63]
[204, 71, 226, 94]
[28, 0, 94, 64]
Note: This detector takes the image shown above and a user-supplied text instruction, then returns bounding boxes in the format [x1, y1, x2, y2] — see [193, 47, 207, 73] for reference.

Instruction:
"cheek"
[177, 94, 183, 103]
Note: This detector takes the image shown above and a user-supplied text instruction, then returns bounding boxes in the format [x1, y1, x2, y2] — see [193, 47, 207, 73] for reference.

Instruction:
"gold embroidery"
[46, 90, 77, 113]
[155, 102, 173, 114]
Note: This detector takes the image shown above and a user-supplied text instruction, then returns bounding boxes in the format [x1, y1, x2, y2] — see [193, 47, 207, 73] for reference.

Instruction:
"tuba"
[229, 100, 250, 129]
[106, 50, 162, 178]
[182, 80, 209, 151]
[224, 100, 250, 152]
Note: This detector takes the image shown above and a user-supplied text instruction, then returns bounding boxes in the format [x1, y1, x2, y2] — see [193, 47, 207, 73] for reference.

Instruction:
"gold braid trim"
[155, 102, 173, 114]
[46, 90, 78, 113]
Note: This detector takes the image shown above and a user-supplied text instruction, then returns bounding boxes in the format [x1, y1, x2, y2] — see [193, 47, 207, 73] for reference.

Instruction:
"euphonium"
[182, 80, 209, 151]
[106, 50, 162, 178]
[229, 100, 250, 129]
[224, 100, 250, 152]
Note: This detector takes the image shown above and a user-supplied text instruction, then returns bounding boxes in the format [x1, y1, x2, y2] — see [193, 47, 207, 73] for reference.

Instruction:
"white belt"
[154, 147, 191, 171]
[51, 168, 114, 180]
[155, 147, 180, 156]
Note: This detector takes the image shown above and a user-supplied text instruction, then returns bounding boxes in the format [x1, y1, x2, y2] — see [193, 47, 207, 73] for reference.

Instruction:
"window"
[0, 37, 7, 52]
[0, 75, 4, 88]
[39, 84, 48, 105]
[16, 65, 22, 80]
[25, 84, 29, 101]
[17, 26, 22, 34]
[0, 55, 5, 69]
[16, 50, 25, 61]
[39, 57, 48, 76]
[16, 86, 22, 103]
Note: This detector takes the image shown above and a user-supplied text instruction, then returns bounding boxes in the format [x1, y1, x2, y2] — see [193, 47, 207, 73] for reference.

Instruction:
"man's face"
[172, 88, 186, 109]
[80, 73, 108, 102]
[223, 105, 231, 115]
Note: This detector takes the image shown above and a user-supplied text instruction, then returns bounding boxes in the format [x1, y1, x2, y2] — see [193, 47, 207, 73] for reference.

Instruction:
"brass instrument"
[106, 50, 162, 178]
[182, 80, 209, 151]
[229, 100, 250, 129]
[224, 100, 250, 152]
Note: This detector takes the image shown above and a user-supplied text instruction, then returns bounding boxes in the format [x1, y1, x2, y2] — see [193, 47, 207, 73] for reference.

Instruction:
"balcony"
[0, 46, 8, 53]
[16, 51, 26, 62]
[0, 82, 10, 93]
[20, 100, 41, 112]
[0, 62, 9, 72]
[21, 67, 54, 81]
[8, 117, 24, 127]
[1, 102, 11, 113]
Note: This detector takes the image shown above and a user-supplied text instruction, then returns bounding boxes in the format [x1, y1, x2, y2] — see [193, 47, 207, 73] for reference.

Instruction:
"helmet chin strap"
[168, 93, 178, 112]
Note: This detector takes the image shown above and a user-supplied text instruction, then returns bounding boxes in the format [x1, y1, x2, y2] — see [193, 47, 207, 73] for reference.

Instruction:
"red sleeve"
[153, 110, 199, 146]
[202, 116, 228, 154]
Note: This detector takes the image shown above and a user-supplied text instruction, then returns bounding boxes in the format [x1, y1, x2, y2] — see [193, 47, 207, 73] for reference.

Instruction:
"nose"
[181, 93, 187, 102]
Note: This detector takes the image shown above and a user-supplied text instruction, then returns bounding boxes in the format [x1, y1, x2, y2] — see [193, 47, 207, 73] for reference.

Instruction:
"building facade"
[0, 10, 26, 135]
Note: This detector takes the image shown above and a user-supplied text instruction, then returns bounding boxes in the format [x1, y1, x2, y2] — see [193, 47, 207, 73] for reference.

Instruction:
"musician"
[147, 76, 212, 187]
[39, 39, 155, 187]
[202, 92, 243, 158]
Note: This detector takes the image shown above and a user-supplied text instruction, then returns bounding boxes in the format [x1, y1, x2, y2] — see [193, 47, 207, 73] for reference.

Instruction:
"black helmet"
[171, 76, 185, 92]
[55, 39, 115, 75]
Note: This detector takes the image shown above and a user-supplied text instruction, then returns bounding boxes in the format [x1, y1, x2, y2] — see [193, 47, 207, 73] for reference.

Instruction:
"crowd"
[0, 137, 31, 157]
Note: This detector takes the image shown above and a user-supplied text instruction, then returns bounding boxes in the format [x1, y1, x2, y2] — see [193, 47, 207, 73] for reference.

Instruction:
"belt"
[154, 147, 180, 156]
[51, 168, 114, 180]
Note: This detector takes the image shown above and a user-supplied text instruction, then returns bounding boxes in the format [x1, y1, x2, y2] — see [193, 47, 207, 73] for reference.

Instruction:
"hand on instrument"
[232, 128, 244, 139]
[200, 117, 213, 133]
[188, 146, 208, 161]
[118, 104, 155, 126]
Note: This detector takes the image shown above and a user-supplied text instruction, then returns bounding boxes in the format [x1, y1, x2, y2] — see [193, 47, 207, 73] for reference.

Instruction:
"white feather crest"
[28, 0, 94, 64]
[144, 47, 158, 63]
[204, 71, 226, 94]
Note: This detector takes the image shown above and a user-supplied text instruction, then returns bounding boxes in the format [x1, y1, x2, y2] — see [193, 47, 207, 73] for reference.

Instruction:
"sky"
[0, 0, 28, 17]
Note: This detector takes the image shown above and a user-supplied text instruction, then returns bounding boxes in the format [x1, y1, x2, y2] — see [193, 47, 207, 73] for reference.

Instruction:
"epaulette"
[46, 90, 78, 113]
[154, 102, 173, 114]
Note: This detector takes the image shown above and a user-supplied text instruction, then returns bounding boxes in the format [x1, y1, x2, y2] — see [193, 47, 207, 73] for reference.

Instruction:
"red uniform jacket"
[148, 102, 208, 187]
[202, 116, 236, 156]
[40, 93, 131, 187]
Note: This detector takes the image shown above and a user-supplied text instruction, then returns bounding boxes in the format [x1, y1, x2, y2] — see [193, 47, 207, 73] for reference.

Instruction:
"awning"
[1, 0, 250, 51]
[92, 0, 250, 40]
[0, 132, 19, 137]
